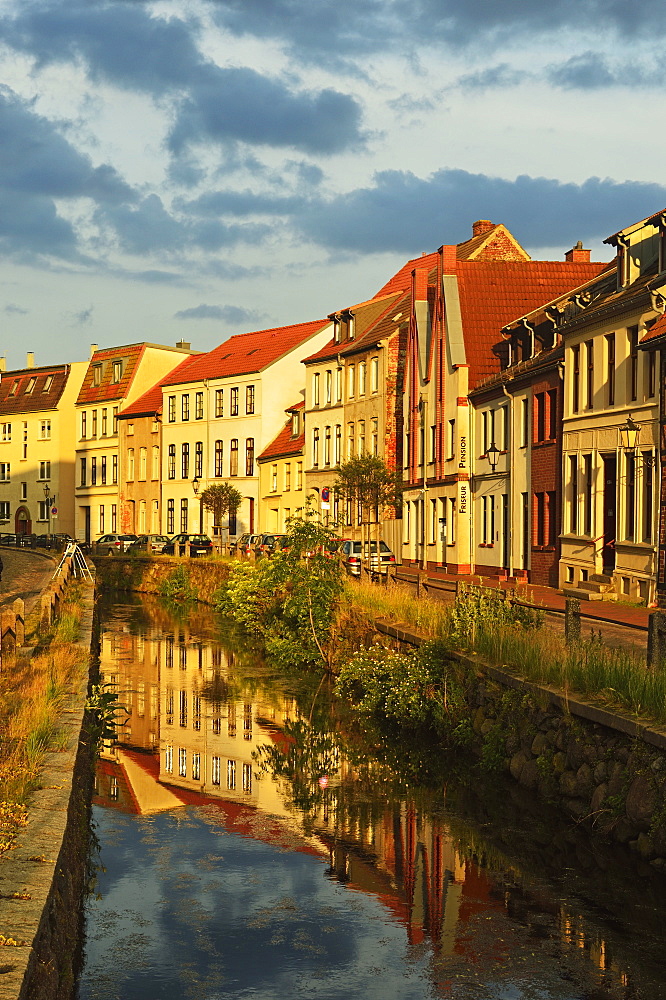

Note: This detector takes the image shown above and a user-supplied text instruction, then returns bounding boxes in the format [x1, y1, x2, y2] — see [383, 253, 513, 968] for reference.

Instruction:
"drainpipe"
[501, 382, 514, 579]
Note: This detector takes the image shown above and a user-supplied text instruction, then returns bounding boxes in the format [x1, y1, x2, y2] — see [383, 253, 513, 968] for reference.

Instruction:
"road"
[0, 547, 56, 613]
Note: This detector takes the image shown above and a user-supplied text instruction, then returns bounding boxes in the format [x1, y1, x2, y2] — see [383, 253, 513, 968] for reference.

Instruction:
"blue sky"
[1, 0, 665, 369]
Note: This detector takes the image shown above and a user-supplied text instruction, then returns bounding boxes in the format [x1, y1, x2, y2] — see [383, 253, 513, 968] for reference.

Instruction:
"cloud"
[456, 64, 530, 91]
[174, 304, 268, 325]
[73, 305, 94, 325]
[4, 303, 28, 315]
[546, 52, 664, 89]
[295, 168, 666, 254]
[6, 3, 366, 156]
[178, 189, 308, 218]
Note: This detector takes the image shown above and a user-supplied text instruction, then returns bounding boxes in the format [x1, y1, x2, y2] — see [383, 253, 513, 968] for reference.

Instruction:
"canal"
[76, 594, 666, 999]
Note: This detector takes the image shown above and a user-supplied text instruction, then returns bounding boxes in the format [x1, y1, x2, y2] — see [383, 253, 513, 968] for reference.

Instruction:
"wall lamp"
[619, 415, 656, 467]
[486, 441, 501, 471]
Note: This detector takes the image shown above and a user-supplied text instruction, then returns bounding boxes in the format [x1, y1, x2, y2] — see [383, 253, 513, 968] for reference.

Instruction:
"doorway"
[602, 454, 616, 573]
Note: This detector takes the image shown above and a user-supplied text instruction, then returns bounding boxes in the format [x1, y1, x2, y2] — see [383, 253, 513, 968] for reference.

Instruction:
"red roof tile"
[456, 260, 609, 388]
[118, 353, 203, 419]
[257, 417, 304, 462]
[373, 252, 439, 298]
[76, 344, 145, 405]
[640, 311, 666, 345]
[162, 319, 328, 386]
[0, 365, 71, 414]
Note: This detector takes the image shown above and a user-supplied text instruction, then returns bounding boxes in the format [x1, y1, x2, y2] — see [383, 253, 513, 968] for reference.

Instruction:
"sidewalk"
[0, 547, 55, 614]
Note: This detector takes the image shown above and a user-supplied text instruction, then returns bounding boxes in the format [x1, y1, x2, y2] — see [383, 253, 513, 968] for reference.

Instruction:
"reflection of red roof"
[161, 319, 328, 385]
[118, 353, 203, 419]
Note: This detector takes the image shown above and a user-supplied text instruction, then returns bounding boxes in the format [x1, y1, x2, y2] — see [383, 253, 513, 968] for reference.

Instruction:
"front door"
[602, 454, 617, 573]
[15, 507, 31, 534]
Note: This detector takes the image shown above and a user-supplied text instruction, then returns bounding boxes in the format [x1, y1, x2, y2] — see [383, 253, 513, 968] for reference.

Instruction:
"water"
[76, 596, 666, 999]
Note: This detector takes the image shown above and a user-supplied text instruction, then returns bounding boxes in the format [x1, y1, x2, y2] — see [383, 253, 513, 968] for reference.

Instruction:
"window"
[230, 387, 239, 416]
[179, 691, 187, 728]
[312, 428, 320, 467]
[192, 753, 200, 781]
[38, 500, 49, 522]
[313, 372, 320, 406]
[0, 463, 9, 483]
[227, 759, 236, 790]
[335, 425, 342, 465]
[81, 412, 87, 439]
[111, 504, 117, 531]
[648, 350, 657, 398]
[20, 481, 27, 500]
[126, 450, 134, 481]
[358, 420, 365, 456]
[242, 762, 252, 793]
[606, 333, 615, 406]
[347, 422, 354, 460]
[182, 394, 190, 421]
[92, 364, 102, 386]
[371, 418, 378, 457]
[548, 390, 557, 438]
[180, 498, 188, 533]
[139, 447, 147, 481]
[89, 457, 96, 486]
[181, 443, 190, 479]
[271, 464, 278, 491]
[39, 420, 50, 440]
[168, 396, 176, 422]
[644, 454, 654, 543]
[101, 409, 107, 436]
[79, 458, 86, 487]
[245, 438, 254, 476]
[39, 460, 50, 480]
[324, 426, 331, 465]
[583, 454, 593, 536]
[0, 423, 10, 442]
[572, 344, 580, 413]
[358, 361, 367, 395]
[195, 391, 204, 420]
[535, 393, 545, 443]
[246, 385, 255, 414]
[347, 365, 355, 399]
[336, 367, 343, 402]
[112, 454, 118, 484]
[569, 455, 578, 534]
[521, 398, 529, 447]
[8, 380, 18, 396]
[535, 492, 545, 546]
[165, 746, 173, 774]
[212, 756, 221, 786]
[0, 501, 9, 520]
[167, 499, 175, 534]
[296, 461, 302, 490]
[113, 406, 118, 435]
[215, 440, 223, 477]
[585, 340, 594, 409]
[92, 410, 98, 437]
[42, 375, 53, 393]
[629, 326, 639, 402]
[230, 439, 238, 476]
[98, 505, 104, 533]
[152, 447, 160, 480]
[25, 377, 36, 394]
[168, 444, 176, 479]
[325, 370, 332, 404]
[370, 357, 379, 393]
[625, 452, 635, 541]
[112, 360, 122, 383]
[195, 441, 203, 478]
[215, 389, 224, 417]
[101, 456, 107, 485]
[284, 463, 291, 491]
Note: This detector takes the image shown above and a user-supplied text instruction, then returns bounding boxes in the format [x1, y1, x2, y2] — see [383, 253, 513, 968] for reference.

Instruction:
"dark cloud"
[546, 51, 663, 89]
[6, 3, 365, 155]
[135, 270, 188, 285]
[178, 189, 308, 218]
[4, 303, 28, 315]
[295, 168, 666, 254]
[456, 64, 530, 91]
[174, 304, 267, 325]
[73, 305, 93, 325]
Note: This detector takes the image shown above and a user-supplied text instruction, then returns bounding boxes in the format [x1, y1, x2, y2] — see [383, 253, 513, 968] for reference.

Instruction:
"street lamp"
[43, 482, 55, 542]
[619, 415, 656, 466]
[191, 476, 203, 532]
[486, 441, 501, 471]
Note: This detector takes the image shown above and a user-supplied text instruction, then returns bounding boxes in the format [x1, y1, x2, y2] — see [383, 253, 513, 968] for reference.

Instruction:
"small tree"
[200, 483, 242, 546]
[334, 455, 402, 566]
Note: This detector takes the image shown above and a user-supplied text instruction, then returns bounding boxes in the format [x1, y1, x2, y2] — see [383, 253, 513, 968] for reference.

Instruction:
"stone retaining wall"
[0, 581, 95, 1000]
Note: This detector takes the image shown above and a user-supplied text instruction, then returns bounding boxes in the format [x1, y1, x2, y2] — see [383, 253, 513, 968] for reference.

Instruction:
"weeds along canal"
[76, 593, 666, 1000]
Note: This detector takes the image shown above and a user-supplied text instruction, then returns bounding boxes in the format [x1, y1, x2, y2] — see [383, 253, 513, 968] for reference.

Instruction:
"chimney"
[26, 352, 34, 368]
[472, 219, 495, 237]
[176, 340, 191, 350]
[0, 358, 5, 373]
[565, 240, 591, 263]
[90, 343, 98, 359]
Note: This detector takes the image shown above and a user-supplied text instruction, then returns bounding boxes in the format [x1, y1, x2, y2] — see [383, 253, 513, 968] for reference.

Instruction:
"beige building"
[558, 213, 666, 603]
[257, 402, 305, 533]
[159, 319, 330, 539]
[0, 355, 87, 539]
[75, 342, 194, 543]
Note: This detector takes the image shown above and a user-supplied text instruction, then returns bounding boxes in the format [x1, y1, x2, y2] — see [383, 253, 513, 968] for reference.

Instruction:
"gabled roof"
[373, 252, 439, 298]
[340, 289, 411, 357]
[117, 353, 203, 419]
[303, 294, 404, 365]
[0, 364, 71, 415]
[161, 319, 328, 386]
[455, 223, 530, 262]
[257, 407, 305, 463]
[640, 310, 666, 346]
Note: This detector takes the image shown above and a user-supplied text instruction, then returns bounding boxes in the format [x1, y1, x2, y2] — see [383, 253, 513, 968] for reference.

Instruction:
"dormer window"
[92, 364, 102, 386]
[9, 380, 19, 396]
[291, 411, 300, 437]
[112, 360, 123, 383]
[42, 375, 53, 393]
[348, 315, 355, 340]
[25, 377, 36, 394]
[333, 320, 341, 344]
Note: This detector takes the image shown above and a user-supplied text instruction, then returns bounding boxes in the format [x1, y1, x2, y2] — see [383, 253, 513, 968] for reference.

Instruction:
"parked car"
[338, 539, 396, 576]
[0, 533, 18, 546]
[94, 533, 138, 556]
[162, 533, 213, 557]
[228, 533, 250, 557]
[237, 533, 260, 557]
[253, 533, 287, 557]
[128, 534, 171, 554]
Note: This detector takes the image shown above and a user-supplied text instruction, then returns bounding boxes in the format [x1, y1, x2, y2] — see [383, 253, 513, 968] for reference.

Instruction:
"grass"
[346, 578, 666, 727]
[0, 587, 89, 856]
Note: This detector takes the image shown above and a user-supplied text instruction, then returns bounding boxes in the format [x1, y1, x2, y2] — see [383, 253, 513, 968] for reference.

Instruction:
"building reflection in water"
[93, 600, 637, 998]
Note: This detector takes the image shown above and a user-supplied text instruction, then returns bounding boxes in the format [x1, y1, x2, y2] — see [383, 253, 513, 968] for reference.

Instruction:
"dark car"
[338, 539, 396, 576]
[253, 533, 287, 557]
[162, 533, 213, 557]
[228, 533, 250, 557]
[128, 534, 171, 554]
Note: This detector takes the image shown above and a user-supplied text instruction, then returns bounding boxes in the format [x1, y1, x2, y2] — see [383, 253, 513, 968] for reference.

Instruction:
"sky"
[1, 0, 666, 371]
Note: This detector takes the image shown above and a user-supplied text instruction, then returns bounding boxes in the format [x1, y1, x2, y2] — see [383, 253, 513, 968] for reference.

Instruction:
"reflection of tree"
[254, 718, 340, 821]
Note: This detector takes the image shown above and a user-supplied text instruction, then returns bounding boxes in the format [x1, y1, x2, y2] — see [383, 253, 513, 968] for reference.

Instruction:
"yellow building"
[257, 402, 305, 532]
[74, 341, 195, 543]
[0, 355, 87, 539]
[159, 319, 330, 539]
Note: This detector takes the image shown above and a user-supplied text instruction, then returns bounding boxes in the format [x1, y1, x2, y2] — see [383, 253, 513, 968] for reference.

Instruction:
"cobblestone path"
[0, 547, 55, 613]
